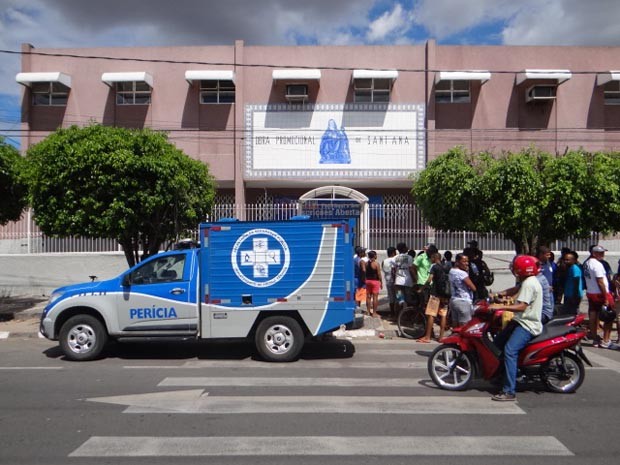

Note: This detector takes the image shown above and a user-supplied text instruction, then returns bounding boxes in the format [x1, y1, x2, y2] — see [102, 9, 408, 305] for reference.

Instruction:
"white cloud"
[366, 3, 410, 43]
[502, 0, 620, 46]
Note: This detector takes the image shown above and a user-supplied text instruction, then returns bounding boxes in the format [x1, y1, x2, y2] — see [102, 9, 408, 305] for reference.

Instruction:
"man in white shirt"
[490, 255, 543, 401]
[583, 245, 615, 348]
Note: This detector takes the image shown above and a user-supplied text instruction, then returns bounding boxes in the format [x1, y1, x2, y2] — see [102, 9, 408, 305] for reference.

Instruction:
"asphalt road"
[1, 337, 619, 465]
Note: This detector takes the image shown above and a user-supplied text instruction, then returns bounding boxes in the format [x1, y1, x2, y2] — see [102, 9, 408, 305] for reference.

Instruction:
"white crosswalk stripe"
[70, 435, 573, 457]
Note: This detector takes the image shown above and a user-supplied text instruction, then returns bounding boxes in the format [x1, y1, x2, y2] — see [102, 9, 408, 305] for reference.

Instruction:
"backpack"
[480, 260, 494, 286]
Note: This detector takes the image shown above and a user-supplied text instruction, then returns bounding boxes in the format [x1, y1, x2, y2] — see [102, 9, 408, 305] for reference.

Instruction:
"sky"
[2, 0, 620, 146]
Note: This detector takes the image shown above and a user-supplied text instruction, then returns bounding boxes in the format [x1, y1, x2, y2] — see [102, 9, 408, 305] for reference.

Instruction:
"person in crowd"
[561, 251, 583, 316]
[353, 246, 366, 307]
[393, 242, 416, 308]
[490, 255, 543, 402]
[448, 253, 477, 326]
[534, 246, 555, 323]
[362, 250, 383, 318]
[442, 250, 454, 273]
[412, 244, 439, 308]
[554, 247, 571, 303]
[465, 246, 490, 300]
[381, 246, 398, 317]
[417, 252, 450, 343]
[583, 245, 615, 348]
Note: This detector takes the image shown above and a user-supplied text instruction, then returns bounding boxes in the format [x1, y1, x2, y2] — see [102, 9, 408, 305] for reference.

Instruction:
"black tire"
[59, 315, 108, 361]
[255, 316, 304, 362]
[542, 351, 585, 393]
[428, 344, 475, 391]
[397, 306, 426, 339]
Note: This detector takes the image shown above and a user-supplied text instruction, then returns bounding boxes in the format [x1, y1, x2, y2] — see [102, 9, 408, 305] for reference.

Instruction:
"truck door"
[116, 252, 197, 333]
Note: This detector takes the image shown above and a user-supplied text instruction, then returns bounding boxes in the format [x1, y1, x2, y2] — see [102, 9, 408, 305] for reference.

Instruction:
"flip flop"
[416, 338, 431, 343]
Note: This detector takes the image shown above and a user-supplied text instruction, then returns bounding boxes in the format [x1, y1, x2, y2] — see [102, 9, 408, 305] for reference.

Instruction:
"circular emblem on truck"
[231, 228, 291, 288]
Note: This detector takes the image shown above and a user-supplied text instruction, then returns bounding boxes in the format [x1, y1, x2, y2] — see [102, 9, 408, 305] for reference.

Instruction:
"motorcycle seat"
[528, 324, 576, 345]
[545, 315, 575, 327]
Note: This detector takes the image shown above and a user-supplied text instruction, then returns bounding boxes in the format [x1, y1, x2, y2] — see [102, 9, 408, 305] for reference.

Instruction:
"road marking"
[124, 361, 427, 369]
[0, 366, 63, 370]
[158, 376, 422, 387]
[582, 349, 620, 374]
[0, 332, 9, 339]
[70, 435, 572, 457]
[86, 390, 525, 415]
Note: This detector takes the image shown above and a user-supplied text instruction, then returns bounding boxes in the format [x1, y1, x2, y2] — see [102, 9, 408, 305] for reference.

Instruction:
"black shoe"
[491, 391, 516, 402]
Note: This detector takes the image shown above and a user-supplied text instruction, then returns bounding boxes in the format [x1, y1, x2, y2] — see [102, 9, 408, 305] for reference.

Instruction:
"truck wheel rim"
[264, 324, 294, 355]
[67, 324, 96, 354]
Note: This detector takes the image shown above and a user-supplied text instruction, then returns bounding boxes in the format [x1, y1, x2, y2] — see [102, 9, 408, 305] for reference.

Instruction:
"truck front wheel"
[59, 315, 108, 361]
[255, 316, 304, 362]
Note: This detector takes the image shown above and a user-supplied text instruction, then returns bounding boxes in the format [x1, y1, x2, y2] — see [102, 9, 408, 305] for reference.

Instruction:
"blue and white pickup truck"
[40, 218, 356, 361]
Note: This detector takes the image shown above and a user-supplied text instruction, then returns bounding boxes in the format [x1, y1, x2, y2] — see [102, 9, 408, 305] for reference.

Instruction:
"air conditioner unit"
[526, 85, 557, 102]
[285, 84, 308, 102]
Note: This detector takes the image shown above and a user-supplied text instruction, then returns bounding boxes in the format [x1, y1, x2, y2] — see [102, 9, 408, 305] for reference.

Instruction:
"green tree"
[24, 124, 216, 266]
[0, 137, 27, 225]
[412, 147, 620, 254]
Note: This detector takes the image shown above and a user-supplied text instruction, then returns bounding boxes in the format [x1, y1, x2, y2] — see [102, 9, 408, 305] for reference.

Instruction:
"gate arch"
[298, 186, 369, 248]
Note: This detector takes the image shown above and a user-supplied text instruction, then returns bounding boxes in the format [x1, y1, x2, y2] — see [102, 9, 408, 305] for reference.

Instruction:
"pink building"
[16, 40, 620, 208]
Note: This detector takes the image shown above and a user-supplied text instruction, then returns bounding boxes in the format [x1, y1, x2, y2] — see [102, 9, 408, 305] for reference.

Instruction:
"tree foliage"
[24, 124, 216, 266]
[0, 137, 27, 225]
[411, 146, 620, 254]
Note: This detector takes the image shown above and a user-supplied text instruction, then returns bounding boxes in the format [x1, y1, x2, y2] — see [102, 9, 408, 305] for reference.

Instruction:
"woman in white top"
[448, 253, 477, 326]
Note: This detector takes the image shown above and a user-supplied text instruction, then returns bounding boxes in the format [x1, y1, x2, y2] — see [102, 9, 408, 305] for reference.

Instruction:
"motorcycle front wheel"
[542, 351, 585, 393]
[428, 344, 475, 391]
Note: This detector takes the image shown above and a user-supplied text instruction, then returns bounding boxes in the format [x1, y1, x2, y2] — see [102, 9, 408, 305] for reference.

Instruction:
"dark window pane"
[355, 90, 372, 102]
[135, 81, 150, 91]
[201, 92, 218, 103]
[133, 93, 151, 104]
[50, 94, 68, 105]
[116, 82, 133, 92]
[453, 80, 470, 91]
[373, 92, 390, 102]
[354, 78, 372, 90]
[31, 82, 51, 93]
[374, 79, 390, 90]
[219, 92, 235, 103]
[435, 93, 452, 103]
[452, 92, 471, 103]
[435, 80, 451, 90]
[33, 94, 50, 105]
[219, 80, 235, 90]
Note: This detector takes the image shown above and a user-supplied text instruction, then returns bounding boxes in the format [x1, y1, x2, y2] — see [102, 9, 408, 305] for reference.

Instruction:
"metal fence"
[0, 204, 603, 254]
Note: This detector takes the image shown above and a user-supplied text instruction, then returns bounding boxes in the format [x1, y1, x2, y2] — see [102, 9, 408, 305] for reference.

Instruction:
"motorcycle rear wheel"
[542, 351, 584, 393]
[428, 344, 474, 391]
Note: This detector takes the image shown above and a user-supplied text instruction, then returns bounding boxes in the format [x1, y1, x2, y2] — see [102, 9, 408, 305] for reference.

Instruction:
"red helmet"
[512, 255, 540, 279]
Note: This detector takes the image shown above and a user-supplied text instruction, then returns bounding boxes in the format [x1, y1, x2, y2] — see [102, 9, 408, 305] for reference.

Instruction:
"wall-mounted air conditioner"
[526, 85, 557, 102]
[285, 84, 308, 102]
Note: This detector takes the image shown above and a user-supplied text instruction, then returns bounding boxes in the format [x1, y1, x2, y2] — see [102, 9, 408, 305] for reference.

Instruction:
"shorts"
[450, 298, 473, 325]
[365, 279, 381, 294]
[394, 285, 415, 306]
[586, 292, 614, 313]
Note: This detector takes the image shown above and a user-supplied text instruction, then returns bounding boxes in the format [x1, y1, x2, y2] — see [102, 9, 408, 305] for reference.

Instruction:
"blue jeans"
[494, 323, 533, 395]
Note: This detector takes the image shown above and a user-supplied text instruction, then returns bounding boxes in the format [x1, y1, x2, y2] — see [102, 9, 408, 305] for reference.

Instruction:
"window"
[200, 80, 235, 104]
[116, 81, 151, 105]
[127, 254, 186, 285]
[435, 80, 471, 103]
[31, 82, 69, 106]
[604, 81, 620, 105]
[354, 78, 391, 103]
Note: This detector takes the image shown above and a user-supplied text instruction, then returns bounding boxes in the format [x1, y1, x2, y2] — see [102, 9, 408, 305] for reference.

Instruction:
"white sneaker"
[599, 340, 611, 349]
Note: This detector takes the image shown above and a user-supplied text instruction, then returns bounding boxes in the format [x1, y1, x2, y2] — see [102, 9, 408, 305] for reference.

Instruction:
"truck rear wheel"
[59, 315, 108, 361]
[255, 316, 304, 362]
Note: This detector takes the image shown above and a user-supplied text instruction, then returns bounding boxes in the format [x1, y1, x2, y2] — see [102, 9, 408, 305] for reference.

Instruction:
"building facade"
[16, 40, 620, 212]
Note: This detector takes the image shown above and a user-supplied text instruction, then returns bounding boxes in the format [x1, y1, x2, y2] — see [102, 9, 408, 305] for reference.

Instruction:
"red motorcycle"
[427, 300, 592, 393]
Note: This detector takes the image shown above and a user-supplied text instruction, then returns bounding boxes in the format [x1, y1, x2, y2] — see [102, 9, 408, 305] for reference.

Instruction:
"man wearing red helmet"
[489, 255, 543, 401]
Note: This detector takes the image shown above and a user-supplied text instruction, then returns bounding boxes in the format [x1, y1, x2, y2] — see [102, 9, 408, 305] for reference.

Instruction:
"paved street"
[1, 336, 619, 464]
